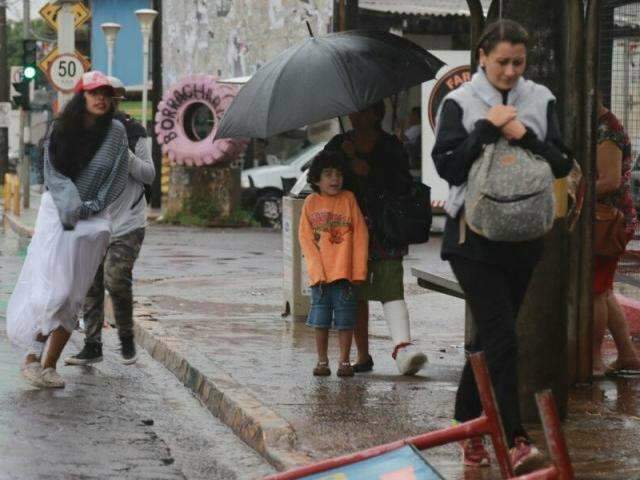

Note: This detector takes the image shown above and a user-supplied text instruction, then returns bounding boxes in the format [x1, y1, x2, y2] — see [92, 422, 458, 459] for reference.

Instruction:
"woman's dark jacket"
[325, 131, 413, 260]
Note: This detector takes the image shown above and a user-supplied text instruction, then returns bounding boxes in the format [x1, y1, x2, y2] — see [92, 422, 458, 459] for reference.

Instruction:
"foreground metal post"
[536, 390, 575, 480]
[469, 352, 514, 478]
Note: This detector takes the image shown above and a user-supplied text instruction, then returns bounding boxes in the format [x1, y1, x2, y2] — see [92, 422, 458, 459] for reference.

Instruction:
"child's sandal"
[337, 361, 354, 377]
[313, 361, 331, 376]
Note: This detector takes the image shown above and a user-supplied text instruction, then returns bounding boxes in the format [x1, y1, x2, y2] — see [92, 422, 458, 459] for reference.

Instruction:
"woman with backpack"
[324, 101, 428, 376]
[7, 71, 129, 389]
[432, 20, 572, 473]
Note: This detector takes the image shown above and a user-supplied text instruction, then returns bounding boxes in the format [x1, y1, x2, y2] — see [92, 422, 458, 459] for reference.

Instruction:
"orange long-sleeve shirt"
[298, 190, 368, 286]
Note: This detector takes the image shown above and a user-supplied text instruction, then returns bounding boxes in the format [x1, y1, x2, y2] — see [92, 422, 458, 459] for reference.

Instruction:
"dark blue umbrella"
[215, 30, 445, 139]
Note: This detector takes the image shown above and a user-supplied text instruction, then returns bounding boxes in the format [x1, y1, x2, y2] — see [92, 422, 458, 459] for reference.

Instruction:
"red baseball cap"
[74, 71, 115, 94]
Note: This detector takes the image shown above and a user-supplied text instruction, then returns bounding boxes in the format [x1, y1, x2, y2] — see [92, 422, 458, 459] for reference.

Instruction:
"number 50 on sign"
[47, 53, 85, 93]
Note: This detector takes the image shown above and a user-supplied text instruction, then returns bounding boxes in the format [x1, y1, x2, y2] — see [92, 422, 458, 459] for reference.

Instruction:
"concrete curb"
[107, 300, 313, 472]
[2, 212, 35, 238]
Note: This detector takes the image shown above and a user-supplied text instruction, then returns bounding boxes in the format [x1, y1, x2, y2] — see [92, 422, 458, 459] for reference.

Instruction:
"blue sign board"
[301, 445, 444, 480]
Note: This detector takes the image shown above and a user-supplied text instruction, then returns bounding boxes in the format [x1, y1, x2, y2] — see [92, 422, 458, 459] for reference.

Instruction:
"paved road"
[0, 225, 274, 480]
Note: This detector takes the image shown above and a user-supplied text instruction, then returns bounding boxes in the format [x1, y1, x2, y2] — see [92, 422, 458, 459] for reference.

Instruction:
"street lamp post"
[101, 22, 121, 77]
[135, 9, 158, 133]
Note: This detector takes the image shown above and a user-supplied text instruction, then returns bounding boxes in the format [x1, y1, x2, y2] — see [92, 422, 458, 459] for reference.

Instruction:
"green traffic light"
[24, 66, 37, 80]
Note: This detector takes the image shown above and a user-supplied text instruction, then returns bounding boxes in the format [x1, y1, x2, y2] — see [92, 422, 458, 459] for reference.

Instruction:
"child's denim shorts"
[306, 279, 357, 330]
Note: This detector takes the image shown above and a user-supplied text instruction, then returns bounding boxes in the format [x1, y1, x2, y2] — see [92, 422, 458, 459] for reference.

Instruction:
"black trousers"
[449, 254, 537, 446]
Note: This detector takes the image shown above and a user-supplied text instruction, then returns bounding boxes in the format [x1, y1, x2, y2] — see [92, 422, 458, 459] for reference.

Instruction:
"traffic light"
[12, 80, 30, 110]
[22, 39, 37, 81]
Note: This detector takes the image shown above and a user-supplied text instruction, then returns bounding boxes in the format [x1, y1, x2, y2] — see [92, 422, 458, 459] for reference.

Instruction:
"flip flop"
[605, 368, 640, 377]
[605, 362, 640, 377]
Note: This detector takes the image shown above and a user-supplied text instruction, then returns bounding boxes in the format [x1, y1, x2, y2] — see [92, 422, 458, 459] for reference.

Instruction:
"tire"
[154, 74, 246, 166]
[255, 194, 282, 228]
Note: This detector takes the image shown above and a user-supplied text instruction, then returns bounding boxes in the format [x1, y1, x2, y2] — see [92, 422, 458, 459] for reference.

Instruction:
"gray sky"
[6, 0, 50, 22]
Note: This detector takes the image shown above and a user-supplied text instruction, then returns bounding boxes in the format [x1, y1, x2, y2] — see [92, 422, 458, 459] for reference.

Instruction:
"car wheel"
[256, 194, 282, 228]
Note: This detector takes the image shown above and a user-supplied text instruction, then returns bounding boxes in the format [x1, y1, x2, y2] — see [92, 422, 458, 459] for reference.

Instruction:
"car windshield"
[281, 143, 324, 166]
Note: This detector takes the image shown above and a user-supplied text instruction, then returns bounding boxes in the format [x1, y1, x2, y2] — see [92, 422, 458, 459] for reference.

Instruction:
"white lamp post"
[135, 9, 158, 132]
[101, 22, 121, 77]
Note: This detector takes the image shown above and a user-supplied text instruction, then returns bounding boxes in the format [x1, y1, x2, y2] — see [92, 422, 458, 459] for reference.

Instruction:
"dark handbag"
[594, 203, 628, 257]
[381, 181, 432, 246]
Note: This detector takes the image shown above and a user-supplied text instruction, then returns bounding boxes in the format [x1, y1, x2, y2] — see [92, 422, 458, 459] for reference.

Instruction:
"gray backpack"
[465, 137, 555, 241]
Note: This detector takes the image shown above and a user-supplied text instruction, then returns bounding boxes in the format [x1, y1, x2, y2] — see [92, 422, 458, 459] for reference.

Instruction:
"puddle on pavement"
[0, 227, 29, 258]
[571, 376, 640, 417]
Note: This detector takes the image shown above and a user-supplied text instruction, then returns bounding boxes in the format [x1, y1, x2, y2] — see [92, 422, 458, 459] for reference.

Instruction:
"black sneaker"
[120, 336, 138, 365]
[64, 343, 103, 365]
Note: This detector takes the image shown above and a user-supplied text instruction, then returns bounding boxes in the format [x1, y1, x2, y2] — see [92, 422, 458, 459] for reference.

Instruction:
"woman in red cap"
[7, 71, 130, 388]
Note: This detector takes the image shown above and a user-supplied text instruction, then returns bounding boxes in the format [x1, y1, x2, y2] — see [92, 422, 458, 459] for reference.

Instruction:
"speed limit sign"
[47, 53, 85, 93]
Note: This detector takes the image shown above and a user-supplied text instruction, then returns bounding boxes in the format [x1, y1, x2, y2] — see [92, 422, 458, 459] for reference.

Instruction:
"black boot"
[64, 342, 103, 365]
[120, 336, 137, 365]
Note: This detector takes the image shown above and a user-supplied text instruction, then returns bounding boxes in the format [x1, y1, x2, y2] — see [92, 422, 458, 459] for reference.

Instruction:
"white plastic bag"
[6, 192, 111, 351]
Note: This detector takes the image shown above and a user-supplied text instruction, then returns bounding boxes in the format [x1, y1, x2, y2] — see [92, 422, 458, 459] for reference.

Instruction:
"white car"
[241, 142, 326, 226]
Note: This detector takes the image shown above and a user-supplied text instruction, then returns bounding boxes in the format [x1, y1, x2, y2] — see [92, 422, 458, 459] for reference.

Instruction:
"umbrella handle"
[304, 20, 345, 135]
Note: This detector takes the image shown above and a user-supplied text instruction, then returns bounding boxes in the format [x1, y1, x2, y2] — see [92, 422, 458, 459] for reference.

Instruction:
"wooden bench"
[412, 266, 474, 343]
[411, 266, 465, 299]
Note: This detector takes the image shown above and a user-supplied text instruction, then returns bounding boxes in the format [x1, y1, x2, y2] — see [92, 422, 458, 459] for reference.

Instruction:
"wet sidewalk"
[4, 195, 640, 479]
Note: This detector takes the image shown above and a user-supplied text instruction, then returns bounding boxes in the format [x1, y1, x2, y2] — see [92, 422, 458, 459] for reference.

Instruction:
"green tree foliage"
[6, 19, 56, 68]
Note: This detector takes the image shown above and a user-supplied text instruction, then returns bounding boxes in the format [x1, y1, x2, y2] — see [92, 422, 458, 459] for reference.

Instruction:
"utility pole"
[56, 0, 76, 108]
[19, 0, 30, 208]
[333, 0, 358, 32]
[495, 0, 599, 421]
[0, 0, 8, 185]
[150, 0, 163, 208]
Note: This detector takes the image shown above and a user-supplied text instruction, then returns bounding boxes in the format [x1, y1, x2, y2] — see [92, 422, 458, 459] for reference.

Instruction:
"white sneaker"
[394, 344, 428, 375]
[21, 362, 44, 387]
[39, 368, 65, 388]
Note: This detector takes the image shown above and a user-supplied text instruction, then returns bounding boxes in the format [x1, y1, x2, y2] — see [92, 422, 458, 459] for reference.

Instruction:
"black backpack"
[380, 181, 432, 246]
[115, 112, 153, 204]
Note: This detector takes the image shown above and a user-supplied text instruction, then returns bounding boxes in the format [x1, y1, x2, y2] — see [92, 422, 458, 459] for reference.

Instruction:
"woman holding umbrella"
[324, 101, 428, 376]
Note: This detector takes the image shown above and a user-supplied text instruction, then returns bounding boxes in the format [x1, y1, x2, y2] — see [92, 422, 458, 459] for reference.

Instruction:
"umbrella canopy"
[215, 30, 445, 139]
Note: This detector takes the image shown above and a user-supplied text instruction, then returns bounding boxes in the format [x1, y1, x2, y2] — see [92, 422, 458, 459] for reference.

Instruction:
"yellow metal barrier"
[3, 173, 21, 216]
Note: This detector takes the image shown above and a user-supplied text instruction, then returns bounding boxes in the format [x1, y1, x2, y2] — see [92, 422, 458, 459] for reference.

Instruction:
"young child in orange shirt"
[299, 150, 368, 377]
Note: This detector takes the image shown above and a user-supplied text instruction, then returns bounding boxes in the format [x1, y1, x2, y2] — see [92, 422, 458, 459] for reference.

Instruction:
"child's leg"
[338, 329, 353, 364]
[315, 328, 329, 363]
[42, 327, 72, 370]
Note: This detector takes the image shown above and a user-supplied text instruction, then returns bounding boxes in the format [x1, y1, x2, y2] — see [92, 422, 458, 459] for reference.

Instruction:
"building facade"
[161, 0, 333, 89]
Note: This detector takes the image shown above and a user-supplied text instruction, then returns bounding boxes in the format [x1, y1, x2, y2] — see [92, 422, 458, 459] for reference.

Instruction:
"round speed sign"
[48, 54, 85, 93]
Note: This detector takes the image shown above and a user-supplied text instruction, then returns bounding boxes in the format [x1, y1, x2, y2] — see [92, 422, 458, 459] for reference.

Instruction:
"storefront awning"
[359, 0, 492, 17]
